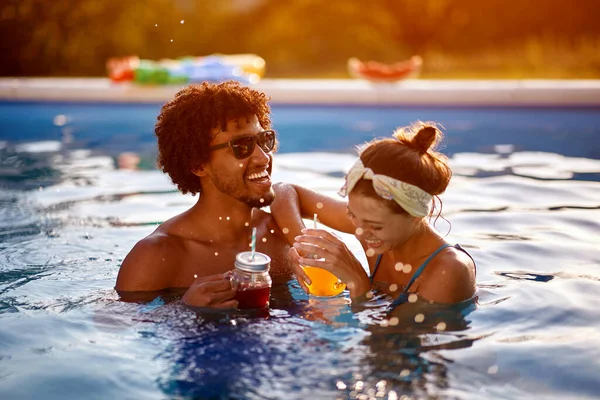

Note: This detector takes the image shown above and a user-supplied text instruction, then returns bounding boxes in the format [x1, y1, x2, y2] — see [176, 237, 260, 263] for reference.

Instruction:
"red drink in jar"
[231, 251, 272, 309]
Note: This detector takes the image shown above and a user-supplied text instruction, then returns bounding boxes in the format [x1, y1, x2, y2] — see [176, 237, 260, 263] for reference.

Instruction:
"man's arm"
[115, 235, 237, 308]
[115, 235, 178, 292]
[271, 183, 355, 245]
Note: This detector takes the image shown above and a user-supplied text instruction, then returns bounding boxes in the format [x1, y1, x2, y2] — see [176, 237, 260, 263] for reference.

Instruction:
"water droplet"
[214, 252, 219, 256]
[380, 319, 389, 327]
[231, 319, 237, 325]
[365, 291, 374, 299]
[170, 39, 173, 42]
[53, 114, 67, 126]
[270, 229, 275, 234]
[226, 216, 230, 220]
[316, 202, 323, 209]
[394, 262, 403, 271]
[366, 248, 375, 257]
[414, 313, 425, 323]
[487, 365, 499, 374]
[239, 163, 243, 168]
[262, 237, 267, 242]
[389, 317, 399, 326]
[259, 198, 265, 203]
[402, 264, 412, 273]
[245, 222, 250, 227]
[282, 227, 289, 234]
[436, 322, 447, 331]
[355, 227, 363, 235]
[193, 274, 198, 279]
[155, 24, 158, 27]
[219, 217, 223, 220]
[180, 19, 185, 24]
[388, 283, 398, 292]
[408, 293, 418, 303]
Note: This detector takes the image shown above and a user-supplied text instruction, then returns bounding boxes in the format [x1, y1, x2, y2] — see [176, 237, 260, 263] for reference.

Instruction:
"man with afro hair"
[116, 81, 293, 308]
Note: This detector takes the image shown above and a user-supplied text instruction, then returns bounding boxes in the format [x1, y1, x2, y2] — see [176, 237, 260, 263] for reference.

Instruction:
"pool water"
[1, 102, 600, 399]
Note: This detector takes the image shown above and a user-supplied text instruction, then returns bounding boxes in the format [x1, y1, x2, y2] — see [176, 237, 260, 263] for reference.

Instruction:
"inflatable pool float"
[106, 56, 140, 82]
[347, 56, 422, 82]
[106, 54, 265, 85]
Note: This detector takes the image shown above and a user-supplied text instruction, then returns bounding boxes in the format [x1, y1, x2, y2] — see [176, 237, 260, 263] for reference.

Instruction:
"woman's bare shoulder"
[414, 246, 476, 304]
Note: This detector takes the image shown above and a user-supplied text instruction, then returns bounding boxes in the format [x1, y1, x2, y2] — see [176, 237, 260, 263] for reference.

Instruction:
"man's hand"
[182, 272, 238, 309]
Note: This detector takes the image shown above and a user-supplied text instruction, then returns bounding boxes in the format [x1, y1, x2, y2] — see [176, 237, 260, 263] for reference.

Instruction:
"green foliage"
[1, 0, 599, 78]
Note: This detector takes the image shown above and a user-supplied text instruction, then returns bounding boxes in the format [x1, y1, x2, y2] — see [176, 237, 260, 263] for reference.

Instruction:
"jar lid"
[235, 251, 271, 273]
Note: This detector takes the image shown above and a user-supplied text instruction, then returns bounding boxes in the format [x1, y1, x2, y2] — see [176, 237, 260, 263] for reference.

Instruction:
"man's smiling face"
[205, 115, 275, 207]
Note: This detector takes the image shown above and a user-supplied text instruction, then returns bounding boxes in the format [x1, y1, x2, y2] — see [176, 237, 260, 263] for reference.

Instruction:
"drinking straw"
[250, 227, 257, 261]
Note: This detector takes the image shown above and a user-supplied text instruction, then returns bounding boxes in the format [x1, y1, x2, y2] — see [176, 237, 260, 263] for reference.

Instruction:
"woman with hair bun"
[271, 122, 476, 306]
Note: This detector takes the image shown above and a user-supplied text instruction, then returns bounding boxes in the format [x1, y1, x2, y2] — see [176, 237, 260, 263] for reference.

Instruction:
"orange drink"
[303, 266, 346, 297]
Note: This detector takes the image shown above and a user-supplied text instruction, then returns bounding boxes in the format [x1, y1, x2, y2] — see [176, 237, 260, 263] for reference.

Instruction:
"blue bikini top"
[370, 243, 474, 308]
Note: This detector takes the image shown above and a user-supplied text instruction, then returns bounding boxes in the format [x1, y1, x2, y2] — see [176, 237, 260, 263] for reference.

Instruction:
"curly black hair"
[155, 81, 272, 195]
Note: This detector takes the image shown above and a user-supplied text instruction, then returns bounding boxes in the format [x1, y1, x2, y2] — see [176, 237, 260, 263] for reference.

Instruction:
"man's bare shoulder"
[115, 230, 186, 292]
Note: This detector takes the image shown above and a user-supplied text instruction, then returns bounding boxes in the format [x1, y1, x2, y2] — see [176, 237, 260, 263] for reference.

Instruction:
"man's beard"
[212, 173, 275, 208]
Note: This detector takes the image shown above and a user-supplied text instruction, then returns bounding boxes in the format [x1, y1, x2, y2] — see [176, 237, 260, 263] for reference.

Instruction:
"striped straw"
[250, 227, 257, 261]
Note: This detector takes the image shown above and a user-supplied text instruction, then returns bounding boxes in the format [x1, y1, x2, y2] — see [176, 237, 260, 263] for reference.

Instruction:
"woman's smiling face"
[347, 192, 417, 255]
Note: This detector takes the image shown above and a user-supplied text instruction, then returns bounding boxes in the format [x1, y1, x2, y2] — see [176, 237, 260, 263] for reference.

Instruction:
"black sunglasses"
[209, 130, 277, 160]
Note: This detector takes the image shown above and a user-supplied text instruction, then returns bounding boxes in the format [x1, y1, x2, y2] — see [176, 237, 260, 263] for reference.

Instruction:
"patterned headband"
[338, 159, 433, 218]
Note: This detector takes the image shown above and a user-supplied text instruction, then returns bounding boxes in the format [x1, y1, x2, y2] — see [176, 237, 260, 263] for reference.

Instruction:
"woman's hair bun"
[412, 125, 438, 153]
[393, 121, 443, 154]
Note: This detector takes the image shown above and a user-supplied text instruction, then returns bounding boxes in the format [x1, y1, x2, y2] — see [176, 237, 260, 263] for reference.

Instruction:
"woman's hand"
[287, 246, 313, 293]
[292, 228, 371, 298]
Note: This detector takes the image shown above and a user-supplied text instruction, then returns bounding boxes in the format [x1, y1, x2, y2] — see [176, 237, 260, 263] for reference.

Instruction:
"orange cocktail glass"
[303, 266, 346, 297]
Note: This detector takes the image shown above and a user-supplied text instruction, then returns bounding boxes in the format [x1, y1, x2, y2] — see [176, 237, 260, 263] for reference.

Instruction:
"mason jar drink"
[231, 251, 272, 309]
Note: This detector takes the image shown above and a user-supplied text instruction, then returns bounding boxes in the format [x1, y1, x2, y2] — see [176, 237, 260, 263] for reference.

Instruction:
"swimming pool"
[1, 101, 600, 399]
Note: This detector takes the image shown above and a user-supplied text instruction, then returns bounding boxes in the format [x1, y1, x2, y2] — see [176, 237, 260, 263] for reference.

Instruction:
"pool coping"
[1, 77, 599, 106]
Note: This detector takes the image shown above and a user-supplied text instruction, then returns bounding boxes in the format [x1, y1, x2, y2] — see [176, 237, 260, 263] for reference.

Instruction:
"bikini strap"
[454, 243, 477, 276]
[389, 243, 474, 309]
[404, 243, 454, 292]
[370, 254, 383, 284]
